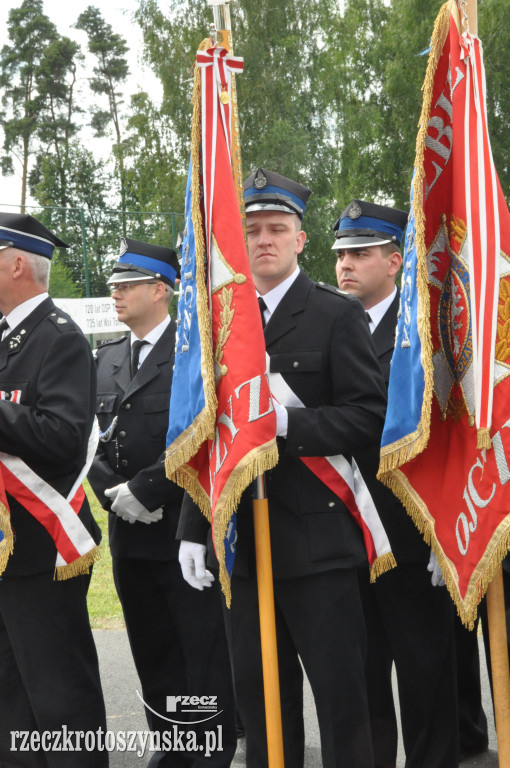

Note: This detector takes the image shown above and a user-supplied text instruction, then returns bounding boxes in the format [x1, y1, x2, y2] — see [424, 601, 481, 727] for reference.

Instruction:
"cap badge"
[349, 202, 362, 220]
[253, 169, 267, 190]
[119, 237, 128, 257]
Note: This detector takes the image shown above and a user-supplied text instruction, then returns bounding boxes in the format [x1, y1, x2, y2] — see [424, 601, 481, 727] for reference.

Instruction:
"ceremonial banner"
[379, 0, 510, 627]
[166, 41, 278, 605]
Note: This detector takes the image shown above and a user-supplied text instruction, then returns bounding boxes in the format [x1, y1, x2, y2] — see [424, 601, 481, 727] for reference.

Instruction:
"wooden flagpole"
[463, 1, 510, 764]
[208, 4, 285, 765]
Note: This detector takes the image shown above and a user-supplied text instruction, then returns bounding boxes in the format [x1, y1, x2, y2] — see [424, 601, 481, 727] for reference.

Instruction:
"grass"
[85, 481, 125, 630]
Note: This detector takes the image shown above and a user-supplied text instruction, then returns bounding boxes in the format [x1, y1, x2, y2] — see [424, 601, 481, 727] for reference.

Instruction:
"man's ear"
[387, 249, 402, 277]
[296, 230, 306, 255]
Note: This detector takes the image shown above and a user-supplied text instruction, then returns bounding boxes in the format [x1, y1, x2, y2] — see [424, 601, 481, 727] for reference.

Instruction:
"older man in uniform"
[0, 212, 106, 768]
[334, 200, 458, 768]
[178, 170, 388, 768]
[88, 238, 236, 768]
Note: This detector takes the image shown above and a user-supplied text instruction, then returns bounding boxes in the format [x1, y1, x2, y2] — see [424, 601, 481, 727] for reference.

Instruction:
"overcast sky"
[0, 0, 167, 212]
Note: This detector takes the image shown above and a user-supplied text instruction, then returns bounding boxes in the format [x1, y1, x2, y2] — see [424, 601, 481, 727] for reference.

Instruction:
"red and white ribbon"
[458, 31, 499, 438]
[0, 419, 99, 573]
[267, 354, 393, 572]
[196, 45, 244, 262]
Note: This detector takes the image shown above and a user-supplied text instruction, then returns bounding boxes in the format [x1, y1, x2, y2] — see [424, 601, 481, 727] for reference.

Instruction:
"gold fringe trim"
[476, 428, 492, 450]
[216, 443, 279, 608]
[54, 546, 100, 581]
[165, 37, 218, 479]
[378, 2, 453, 480]
[0, 505, 13, 576]
[382, 468, 510, 629]
[369, 551, 397, 583]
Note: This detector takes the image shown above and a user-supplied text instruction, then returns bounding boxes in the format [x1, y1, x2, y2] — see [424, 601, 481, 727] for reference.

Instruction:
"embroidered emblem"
[9, 335, 22, 350]
[253, 169, 267, 190]
[349, 202, 362, 219]
[428, 215, 475, 422]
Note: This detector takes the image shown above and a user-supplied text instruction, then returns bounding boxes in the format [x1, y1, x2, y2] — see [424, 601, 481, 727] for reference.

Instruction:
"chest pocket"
[143, 392, 171, 440]
[269, 349, 322, 374]
[96, 393, 118, 417]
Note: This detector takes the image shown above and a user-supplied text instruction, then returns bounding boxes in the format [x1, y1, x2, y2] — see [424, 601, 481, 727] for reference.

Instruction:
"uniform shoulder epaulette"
[47, 308, 77, 332]
[96, 335, 128, 351]
[316, 281, 356, 301]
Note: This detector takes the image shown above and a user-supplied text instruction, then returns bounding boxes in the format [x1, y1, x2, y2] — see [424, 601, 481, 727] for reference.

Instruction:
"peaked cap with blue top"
[244, 168, 311, 220]
[108, 237, 180, 288]
[332, 200, 409, 250]
[0, 212, 68, 259]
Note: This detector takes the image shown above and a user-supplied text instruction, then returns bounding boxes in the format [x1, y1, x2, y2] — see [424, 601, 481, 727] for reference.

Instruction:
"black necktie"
[131, 340, 149, 378]
[258, 297, 267, 329]
[366, 312, 372, 325]
[0, 317, 9, 341]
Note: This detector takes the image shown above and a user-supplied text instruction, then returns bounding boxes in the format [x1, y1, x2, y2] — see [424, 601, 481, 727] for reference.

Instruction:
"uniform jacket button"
[121, 459, 128, 467]
[124, 403, 131, 409]
[119, 431, 126, 438]
[328, 501, 335, 508]
[293, 361, 299, 368]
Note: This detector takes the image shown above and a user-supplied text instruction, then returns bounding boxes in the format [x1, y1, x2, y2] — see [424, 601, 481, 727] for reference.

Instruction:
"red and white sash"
[267, 355, 395, 579]
[0, 419, 100, 579]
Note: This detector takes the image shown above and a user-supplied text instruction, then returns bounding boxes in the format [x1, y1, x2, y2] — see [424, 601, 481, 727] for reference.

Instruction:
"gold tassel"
[370, 552, 397, 583]
[0, 503, 13, 576]
[476, 428, 492, 451]
[54, 546, 100, 581]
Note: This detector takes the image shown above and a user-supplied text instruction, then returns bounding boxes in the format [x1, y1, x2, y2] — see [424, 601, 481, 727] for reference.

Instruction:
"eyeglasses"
[108, 281, 159, 295]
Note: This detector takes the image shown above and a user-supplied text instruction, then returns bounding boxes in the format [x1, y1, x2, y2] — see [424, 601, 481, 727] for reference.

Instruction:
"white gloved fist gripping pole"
[427, 550, 445, 587]
[179, 540, 215, 590]
[104, 484, 163, 525]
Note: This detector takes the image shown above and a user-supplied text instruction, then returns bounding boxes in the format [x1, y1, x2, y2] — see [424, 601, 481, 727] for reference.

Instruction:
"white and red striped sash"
[0, 419, 100, 579]
[267, 355, 395, 579]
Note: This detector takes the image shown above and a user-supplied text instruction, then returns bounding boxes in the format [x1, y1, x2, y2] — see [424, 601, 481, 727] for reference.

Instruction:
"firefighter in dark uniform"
[334, 200, 459, 768]
[88, 238, 236, 768]
[178, 170, 388, 768]
[0, 212, 107, 768]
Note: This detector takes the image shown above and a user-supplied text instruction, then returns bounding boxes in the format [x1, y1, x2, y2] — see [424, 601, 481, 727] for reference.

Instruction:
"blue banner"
[380, 177, 426, 453]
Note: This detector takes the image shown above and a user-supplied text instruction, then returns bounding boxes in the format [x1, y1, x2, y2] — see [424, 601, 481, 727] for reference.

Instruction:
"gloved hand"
[272, 398, 288, 437]
[427, 550, 445, 587]
[178, 540, 215, 590]
[104, 484, 163, 525]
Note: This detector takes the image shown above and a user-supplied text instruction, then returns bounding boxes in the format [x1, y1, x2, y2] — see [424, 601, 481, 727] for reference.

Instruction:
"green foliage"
[85, 481, 124, 629]
[75, 5, 130, 218]
[0, 0, 58, 207]
[136, 0, 341, 281]
[48, 253, 83, 298]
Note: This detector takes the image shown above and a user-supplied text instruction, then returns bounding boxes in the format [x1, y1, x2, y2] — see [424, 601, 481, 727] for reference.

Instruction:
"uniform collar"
[366, 286, 397, 333]
[256, 266, 300, 321]
[4, 292, 49, 334]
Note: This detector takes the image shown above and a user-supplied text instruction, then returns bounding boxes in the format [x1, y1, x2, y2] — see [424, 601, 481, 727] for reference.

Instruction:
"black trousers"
[358, 563, 458, 768]
[0, 571, 107, 768]
[225, 568, 374, 768]
[113, 557, 236, 768]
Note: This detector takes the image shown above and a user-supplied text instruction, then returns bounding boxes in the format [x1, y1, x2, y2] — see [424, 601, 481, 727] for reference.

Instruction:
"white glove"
[178, 540, 215, 590]
[427, 550, 445, 587]
[272, 398, 288, 437]
[104, 484, 164, 525]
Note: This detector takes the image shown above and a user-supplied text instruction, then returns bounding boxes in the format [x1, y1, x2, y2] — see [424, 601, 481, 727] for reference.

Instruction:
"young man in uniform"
[88, 238, 236, 767]
[334, 200, 459, 768]
[178, 171, 388, 768]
